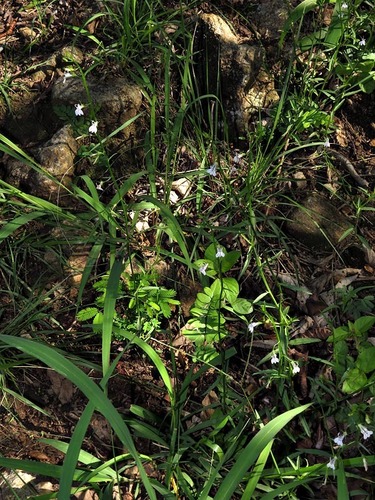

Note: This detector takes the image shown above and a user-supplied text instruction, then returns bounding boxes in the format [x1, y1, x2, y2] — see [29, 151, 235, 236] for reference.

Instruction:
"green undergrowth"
[0, 0, 374, 498]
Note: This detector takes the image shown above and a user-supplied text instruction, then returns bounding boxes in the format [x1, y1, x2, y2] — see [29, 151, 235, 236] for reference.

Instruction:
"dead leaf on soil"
[74, 490, 100, 500]
[47, 370, 74, 404]
[90, 414, 112, 443]
[201, 390, 219, 421]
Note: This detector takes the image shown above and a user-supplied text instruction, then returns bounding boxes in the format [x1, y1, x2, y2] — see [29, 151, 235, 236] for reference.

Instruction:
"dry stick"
[321, 147, 369, 189]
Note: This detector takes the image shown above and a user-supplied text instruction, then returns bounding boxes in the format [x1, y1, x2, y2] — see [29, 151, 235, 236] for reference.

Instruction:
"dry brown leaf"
[201, 390, 219, 421]
[47, 370, 74, 404]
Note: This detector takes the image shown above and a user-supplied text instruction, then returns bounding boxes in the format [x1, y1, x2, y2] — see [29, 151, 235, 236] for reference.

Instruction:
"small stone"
[285, 193, 353, 250]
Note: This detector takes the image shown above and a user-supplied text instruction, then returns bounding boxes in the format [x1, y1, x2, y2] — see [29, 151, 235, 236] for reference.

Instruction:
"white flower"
[215, 246, 225, 258]
[327, 457, 336, 470]
[359, 38, 366, 47]
[74, 103, 84, 116]
[333, 433, 345, 447]
[89, 120, 98, 134]
[271, 353, 279, 364]
[63, 70, 72, 83]
[199, 263, 209, 275]
[292, 362, 300, 375]
[359, 424, 373, 440]
[323, 139, 330, 148]
[206, 164, 217, 176]
[233, 152, 241, 164]
[248, 322, 259, 334]
[341, 2, 348, 8]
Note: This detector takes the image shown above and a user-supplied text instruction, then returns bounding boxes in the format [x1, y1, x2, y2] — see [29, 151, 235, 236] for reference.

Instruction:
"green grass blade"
[113, 327, 173, 400]
[337, 458, 350, 500]
[0, 335, 157, 500]
[0, 457, 106, 482]
[141, 195, 193, 273]
[102, 257, 123, 376]
[0, 211, 46, 242]
[109, 171, 146, 208]
[242, 439, 274, 499]
[202, 404, 312, 500]
[0, 180, 76, 219]
[76, 239, 105, 305]
[279, 0, 318, 47]
[58, 353, 123, 498]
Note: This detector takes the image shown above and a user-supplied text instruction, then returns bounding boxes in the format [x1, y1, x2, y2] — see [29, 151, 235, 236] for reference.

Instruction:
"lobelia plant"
[77, 268, 180, 339]
[328, 315, 375, 394]
[184, 243, 267, 361]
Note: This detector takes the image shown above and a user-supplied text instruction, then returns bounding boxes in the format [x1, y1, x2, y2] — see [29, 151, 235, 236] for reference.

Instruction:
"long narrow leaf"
[0, 335, 156, 500]
[58, 353, 124, 498]
[141, 195, 193, 273]
[242, 439, 274, 499]
[102, 257, 123, 375]
[0, 211, 46, 242]
[203, 404, 311, 500]
[113, 327, 173, 400]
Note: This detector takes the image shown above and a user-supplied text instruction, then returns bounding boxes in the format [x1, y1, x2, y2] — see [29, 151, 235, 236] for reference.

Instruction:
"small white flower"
[327, 456, 336, 470]
[359, 424, 373, 440]
[215, 246, 225, 258]
[74, 103, 84, 116]
[292, 362, 300, 375]
[271, 353, 279, 364]
[341, 2, 348, 8]
[333, 433, 345, 447]
[359, 38, 366, 47]
[63, 70, 72, 83]
[199, 263, 209, 275]
[89, 120, 98, 134]
[206, 164, 217, 177]
[248, 322, 259, 334]
[233, 152, 241, 164]
[323, 139, 330, 148]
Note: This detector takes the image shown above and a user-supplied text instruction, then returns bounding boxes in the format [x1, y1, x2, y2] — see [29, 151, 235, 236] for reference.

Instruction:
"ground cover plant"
[0, 0, 374, 498]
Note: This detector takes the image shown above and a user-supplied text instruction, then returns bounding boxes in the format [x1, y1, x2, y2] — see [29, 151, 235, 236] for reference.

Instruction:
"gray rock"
[193, 13, 279, 139]
[3, 126, 77, 205]
[286, 193, 354, 250]
[51, 76, 142, 142]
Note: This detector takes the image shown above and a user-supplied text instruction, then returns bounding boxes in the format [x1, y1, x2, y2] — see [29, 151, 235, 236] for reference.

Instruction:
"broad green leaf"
[334, 340, 349, 376]
[205, 242, 221, 262]
[221, 277, 239, 304]
[356, 347, 375, 373]
[327, 326, 349, 343]
[232, 298, 253, 315]
[354, 316, 375, 335]
[220, 250, 241, 273]
[342, 368, 367, 393]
